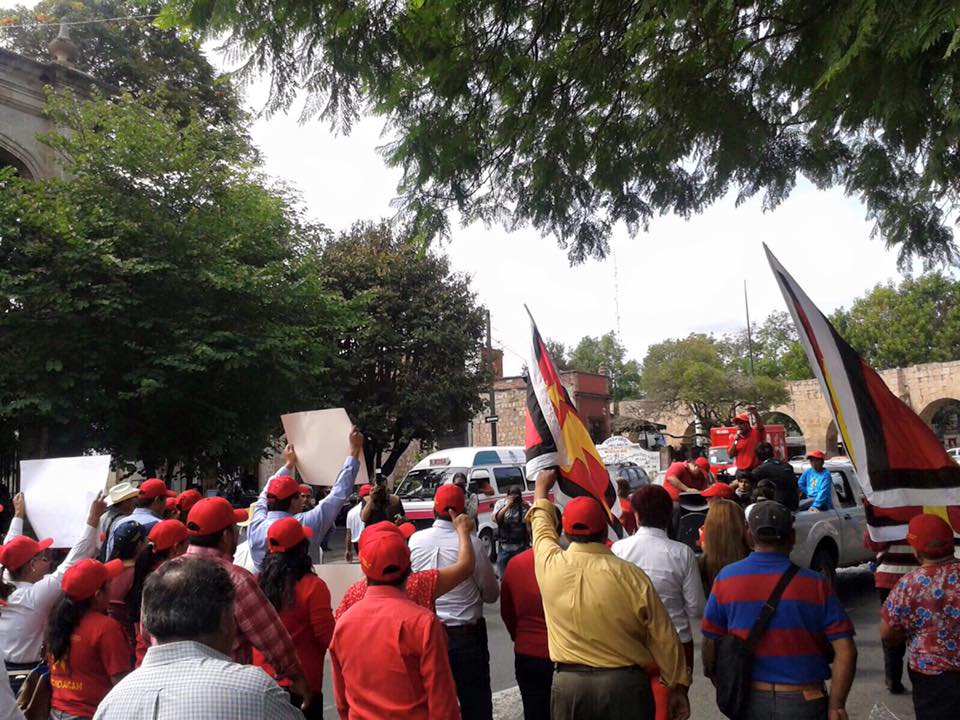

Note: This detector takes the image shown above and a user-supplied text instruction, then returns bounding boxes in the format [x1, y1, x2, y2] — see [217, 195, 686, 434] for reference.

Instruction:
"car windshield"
[708, 447, 730, 464]
[396, 467, 469, 500]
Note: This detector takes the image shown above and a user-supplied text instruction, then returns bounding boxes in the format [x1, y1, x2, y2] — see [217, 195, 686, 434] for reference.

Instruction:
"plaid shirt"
[93, 641, 304, 720]
[142, 546, 301, 679]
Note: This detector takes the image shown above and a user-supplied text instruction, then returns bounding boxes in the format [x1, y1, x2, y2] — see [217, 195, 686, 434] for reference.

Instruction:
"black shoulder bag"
[714, 563, 800, 719]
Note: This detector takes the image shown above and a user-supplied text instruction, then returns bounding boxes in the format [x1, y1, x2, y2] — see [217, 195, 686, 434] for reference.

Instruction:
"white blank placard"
[20, 455, 110, 547]
[281, 409, 369, 487]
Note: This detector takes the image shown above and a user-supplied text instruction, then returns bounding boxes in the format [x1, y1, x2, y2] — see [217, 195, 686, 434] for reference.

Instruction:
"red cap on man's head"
[267, 474, 300, 502]
[176, 489, 203, 513]
[268, 517, 314, 553]
[734, 413, 750, 424]
[434, 484, 466, 515]
[907, 514, 955, 558]
[358, 484, 372, 498]
[398, 522, 417, 540]
[148, 519, 189, 552]
[695, 457, 710, 470]
[298, 484, 312, 497]
[806, 449, 826, 460]
[0, 536, 53, 572]
[139, 478, 175, 500]
[702, 483, 735, 500]
[62, 558, 124, 601]
[186, 497, 248, 536]
[358, 521, 402, 551]
[164, 497, 179, 513]
[562, 497, 607, 537]
[359, 530, 411, 582]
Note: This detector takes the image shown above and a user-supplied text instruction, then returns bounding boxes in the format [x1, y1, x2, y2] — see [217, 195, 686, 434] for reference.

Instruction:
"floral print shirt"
[882, 560, 960, 674]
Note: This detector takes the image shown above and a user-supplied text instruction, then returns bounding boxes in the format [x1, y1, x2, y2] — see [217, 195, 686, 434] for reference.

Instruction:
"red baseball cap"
[298, 484, 312, 497]
[62, 558, 123, 601]
[165, 497, 179, 512]
[562, 497, 607, 536]
[140, 478, 175, 500]
[734, 413, 750, 423]
[148, 519, 189, 552]
[0, 535, 54, 572]
[267, 474, 300, 502]
[358, 521, 402, 551]
[434, 484, 466, 515]
[806, 449, 826, 460]
[907, 514, 955, 558]
[177, 489, 203, 513]
[359, 529, 410, 582]
[702, 483, 735, 500]
[358, 484, 372, 498]
[267, 517, 314, 553]
[695, 457, 711, 470]
[398, 522, 417, 540]
[186, 497, 249, 536]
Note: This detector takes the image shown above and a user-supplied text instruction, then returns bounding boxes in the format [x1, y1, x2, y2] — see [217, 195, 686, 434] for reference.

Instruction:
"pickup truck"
[788, 458, 873, 582]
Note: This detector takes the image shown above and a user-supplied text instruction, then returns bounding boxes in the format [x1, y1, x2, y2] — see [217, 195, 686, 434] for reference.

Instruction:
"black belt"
[555, 663, 642, 673]
[444, 618, 486, 637]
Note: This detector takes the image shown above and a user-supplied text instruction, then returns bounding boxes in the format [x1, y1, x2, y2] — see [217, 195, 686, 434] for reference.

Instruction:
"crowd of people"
[0, 420, 956, 720]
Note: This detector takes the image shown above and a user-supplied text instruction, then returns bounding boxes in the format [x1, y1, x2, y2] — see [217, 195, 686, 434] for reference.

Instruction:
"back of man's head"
[142, 557, 235, 647]
[755, 442, 774, 462]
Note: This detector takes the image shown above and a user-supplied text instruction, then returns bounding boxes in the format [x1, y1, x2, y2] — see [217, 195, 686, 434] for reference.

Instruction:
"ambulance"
[396, 446, 531, 560]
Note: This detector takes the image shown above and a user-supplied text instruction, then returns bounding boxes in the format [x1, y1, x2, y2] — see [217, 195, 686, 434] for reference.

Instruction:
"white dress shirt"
[611, 526, 705, 642]
[0, 518, 98, 663]
[93, 641, 303, 720]
[0, 648, 24, 720]
[345, 503, 364, 545]
[408, 519, 499, 626]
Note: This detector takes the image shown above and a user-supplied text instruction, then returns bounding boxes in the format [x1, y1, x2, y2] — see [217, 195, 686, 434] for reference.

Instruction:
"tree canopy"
[568, 332, 641, 403]
[1, 0, 243, 128]
[161, 0, 960, 267]
[639, 333, 789, 430]
[314, 221, 488, 476]
[0, 90, 353, 480]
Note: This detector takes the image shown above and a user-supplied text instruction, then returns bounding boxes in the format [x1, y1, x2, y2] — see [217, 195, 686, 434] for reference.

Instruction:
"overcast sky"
[1, 10, 923, 375]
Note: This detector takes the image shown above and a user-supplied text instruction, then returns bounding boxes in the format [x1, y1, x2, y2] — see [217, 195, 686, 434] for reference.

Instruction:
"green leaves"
[163, 0, 960, 267]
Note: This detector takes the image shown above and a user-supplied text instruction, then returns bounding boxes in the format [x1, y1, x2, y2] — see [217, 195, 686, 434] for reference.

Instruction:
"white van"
[396, 446, 531, 559]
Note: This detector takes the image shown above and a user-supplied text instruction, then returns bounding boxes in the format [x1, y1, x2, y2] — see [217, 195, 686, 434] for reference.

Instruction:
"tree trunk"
[381, 439, 412, 479]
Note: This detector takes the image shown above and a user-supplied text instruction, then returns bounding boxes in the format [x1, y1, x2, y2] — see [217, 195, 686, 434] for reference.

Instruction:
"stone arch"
[0, 134, 41, 180]
[919, 398, 960, 449]
[762, 410, 805, 457]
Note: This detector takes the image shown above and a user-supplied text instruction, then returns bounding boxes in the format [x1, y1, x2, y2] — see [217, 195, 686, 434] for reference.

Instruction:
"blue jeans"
[445, 620, 493, 720]
[497, 544, 528, 576]
[744, 689, 828, 720]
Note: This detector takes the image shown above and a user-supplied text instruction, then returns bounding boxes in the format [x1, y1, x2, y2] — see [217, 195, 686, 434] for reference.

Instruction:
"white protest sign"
[20, 455, 110, 547]
[281, 408, 368, 486]
[313, 562, 365, 609]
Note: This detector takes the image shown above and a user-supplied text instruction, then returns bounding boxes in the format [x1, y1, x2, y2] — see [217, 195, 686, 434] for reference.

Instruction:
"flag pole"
[744, 280, 755, 376]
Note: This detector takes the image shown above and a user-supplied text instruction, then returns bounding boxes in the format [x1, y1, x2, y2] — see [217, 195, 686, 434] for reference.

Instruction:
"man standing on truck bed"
[727, 406, 764, 472]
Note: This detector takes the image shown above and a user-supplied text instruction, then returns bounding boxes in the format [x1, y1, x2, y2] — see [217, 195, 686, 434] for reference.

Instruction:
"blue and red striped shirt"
[702, 551, 854, 684]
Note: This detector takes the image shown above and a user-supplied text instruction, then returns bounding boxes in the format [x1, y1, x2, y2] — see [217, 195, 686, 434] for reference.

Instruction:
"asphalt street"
[316, 529, 915, 720]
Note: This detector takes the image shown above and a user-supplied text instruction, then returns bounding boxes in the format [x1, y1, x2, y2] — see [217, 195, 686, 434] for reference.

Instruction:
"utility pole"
[744, 280, 755, 375]
[486, 308, 498, 446]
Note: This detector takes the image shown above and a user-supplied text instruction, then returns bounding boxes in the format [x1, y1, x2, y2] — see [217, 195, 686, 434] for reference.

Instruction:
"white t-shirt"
[346, 503, 364, 545]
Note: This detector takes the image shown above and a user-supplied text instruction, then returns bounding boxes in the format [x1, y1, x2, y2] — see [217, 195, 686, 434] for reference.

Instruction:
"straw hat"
[106, 482, 139, 507]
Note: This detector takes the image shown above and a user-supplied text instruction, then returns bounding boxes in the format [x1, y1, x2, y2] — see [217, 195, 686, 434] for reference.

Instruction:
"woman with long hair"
[129, 519, 189, 665]
[699, 499, 751, 593]
[46, 559, 131, 720]
[255, 517, 331, 719]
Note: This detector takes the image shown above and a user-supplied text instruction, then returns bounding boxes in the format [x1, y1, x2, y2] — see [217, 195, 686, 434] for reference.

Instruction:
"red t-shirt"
[49, 611, 132, 717]
[729, 426, 764, 471]
[619, 498, 637, 536]
[499, 548, 549, 659]
[335, 569, 439, 620]
[663, 462, 708, 500]
[254, 573, 334, 694]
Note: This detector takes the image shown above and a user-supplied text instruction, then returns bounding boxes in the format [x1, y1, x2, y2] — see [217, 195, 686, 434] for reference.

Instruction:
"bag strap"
[744, 563, 800, 653]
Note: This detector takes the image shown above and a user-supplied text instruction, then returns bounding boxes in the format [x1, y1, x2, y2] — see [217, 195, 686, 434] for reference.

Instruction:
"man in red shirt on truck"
[727, 406, 764, 471]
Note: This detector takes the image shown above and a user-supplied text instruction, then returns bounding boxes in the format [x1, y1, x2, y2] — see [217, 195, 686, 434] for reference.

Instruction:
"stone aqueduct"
[621, 360, 960, 456]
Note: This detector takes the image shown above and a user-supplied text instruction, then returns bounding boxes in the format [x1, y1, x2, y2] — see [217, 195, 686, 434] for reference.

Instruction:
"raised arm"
[529, 469, 563, 569]
[33, 493, 106, 609]
[4, 493, 25, 542]
[434, 511, 476, 598]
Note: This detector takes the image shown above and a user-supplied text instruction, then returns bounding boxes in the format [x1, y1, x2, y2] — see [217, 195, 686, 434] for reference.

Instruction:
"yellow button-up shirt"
[527, 499, 688, 687]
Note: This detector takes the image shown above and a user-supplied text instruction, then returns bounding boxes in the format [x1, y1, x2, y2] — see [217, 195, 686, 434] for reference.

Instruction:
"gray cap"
[748, 501, 794, 542]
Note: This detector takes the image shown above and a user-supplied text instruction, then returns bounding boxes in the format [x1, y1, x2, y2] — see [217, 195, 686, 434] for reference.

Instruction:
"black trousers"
[878, 588, 906, 686]
[445, 619, 493, 720]
[910, 669, 960, 720]
[551, 664, 654, 720]
[514, 654, 552, 720]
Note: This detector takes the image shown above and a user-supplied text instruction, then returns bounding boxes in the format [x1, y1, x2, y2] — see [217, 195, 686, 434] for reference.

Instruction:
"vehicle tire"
[479, 528, 497, 563]
[811, 544, 838, 587]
